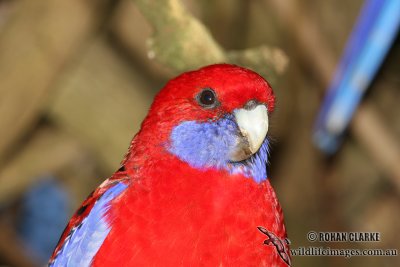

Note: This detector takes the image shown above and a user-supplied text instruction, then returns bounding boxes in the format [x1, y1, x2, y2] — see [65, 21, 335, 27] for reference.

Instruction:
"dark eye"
[197, 88, 218, 108]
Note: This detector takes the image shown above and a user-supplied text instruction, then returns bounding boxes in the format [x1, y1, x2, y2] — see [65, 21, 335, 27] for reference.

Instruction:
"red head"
[142, 64, 275, 133]
[125, 64, 276, 181]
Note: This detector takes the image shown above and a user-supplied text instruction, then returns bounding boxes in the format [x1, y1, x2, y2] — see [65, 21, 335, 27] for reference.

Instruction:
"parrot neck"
[123, 129, 270, 184]
[121, 109, 270, 183]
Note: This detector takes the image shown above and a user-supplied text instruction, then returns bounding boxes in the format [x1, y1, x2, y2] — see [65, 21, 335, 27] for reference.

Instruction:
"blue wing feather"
[50, 182, 127, 267]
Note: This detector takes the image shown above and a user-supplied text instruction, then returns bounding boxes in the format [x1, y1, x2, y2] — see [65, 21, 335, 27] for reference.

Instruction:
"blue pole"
[314, 0, 400, 153]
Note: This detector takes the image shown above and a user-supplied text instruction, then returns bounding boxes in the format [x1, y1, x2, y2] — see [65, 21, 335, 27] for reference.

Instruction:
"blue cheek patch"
[169, 115, 270, 183]
[169, 116, 238, 169]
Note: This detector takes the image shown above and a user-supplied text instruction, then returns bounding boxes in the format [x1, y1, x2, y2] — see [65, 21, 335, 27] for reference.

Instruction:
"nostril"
[243, 100, 259, 110]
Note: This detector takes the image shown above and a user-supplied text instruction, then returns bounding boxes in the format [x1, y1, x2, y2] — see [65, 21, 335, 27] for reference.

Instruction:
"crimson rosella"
[49, 64, 291, 266]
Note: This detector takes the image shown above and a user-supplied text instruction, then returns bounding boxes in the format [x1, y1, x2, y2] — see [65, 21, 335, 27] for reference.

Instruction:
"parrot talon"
[263, 238, 272, 245]
[257, 226, 292, 266]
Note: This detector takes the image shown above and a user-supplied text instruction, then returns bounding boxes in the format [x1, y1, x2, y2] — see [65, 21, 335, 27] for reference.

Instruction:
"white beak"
[234, 105, 269, 154]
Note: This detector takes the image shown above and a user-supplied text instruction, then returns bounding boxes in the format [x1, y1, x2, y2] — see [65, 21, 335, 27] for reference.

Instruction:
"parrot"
[49, 64, 291, 266]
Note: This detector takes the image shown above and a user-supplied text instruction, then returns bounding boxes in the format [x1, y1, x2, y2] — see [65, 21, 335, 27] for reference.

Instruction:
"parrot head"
[133, 64, 275, 183]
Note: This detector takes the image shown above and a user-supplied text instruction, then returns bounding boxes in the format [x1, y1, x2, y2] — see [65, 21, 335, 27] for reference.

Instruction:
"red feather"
[93, 157, 289, 266]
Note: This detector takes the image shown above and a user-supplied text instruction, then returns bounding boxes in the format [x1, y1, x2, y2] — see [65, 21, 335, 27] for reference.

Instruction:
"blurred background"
[0, 0, 399, 266]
